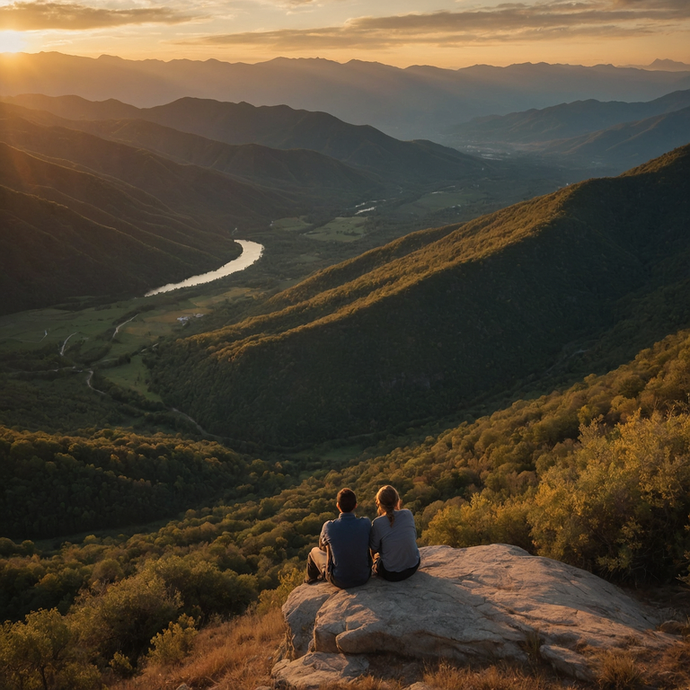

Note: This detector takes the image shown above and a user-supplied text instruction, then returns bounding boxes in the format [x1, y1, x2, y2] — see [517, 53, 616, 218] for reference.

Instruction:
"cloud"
[0, 1, 196, 31]
[188, 0, 690, 50]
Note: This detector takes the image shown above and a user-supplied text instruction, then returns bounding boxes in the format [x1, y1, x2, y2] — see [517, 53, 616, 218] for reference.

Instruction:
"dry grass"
[594, 650, 645, 690]
[108, 608, 284, 690]
[420, 660, 583, 690]
[628, 638, 690, 690]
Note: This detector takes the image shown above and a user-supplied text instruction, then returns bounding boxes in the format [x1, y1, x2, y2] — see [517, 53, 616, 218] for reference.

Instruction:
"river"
[145, 240, 264, 297]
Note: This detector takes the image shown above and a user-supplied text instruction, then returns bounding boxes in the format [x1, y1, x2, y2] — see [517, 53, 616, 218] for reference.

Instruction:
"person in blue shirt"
[305, 488, 371, 588]
[370, 485, 420, 582]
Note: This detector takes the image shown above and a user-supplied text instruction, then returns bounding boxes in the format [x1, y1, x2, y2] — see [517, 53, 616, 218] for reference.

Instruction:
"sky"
[0, 0, 689, 69]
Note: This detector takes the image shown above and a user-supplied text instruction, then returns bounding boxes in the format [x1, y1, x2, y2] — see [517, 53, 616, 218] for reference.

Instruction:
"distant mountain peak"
[648, 58, 690, 71]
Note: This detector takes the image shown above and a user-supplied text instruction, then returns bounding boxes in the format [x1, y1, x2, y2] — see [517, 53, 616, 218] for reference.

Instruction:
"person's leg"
[305, 546, 328, 583]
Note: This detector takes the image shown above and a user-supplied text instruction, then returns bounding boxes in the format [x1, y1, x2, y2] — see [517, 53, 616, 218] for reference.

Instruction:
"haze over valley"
[1, 5, 690, 684]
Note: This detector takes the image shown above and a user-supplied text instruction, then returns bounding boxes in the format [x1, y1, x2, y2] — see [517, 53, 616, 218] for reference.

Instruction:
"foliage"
[529, 412, 690, 581]
[72, 571, 181, 665]
[0, 608, 99, 690]
[0, 426, 290, 540]
[424, 494, 532, 551]
[256, 565, 304, 614]
[146, 614, 197, 666]
[145, 554, 257, 621]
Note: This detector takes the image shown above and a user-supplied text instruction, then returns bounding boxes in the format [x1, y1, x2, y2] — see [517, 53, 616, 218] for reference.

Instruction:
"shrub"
[72, 571, 181, 664]
[424, 494, 532, 551]
[529, 412, 690, 581]
[147, 614, 197, 666]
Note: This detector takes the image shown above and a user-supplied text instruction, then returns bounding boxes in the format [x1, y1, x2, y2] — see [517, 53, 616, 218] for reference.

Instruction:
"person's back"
[305, 487, 371, 588]
[370, 485, 420, 581]
[322, 510, 371, 588]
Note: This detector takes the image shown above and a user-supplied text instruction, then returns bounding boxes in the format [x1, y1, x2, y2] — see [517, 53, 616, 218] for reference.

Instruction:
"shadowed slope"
[0, 109, 298, 229]
[539, 106, 690, 171]
[450, 89, 690, 146]
[0, 140, 247, 314]
[2, 95, 489, 186]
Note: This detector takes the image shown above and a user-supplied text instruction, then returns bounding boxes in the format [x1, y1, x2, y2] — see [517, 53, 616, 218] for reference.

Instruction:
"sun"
[0, 31, 26, 54]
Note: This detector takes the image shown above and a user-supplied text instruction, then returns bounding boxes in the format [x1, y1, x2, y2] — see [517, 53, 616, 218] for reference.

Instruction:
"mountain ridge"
[2, 52, 689, 140]
[1, 94, 488, 187]
[449, 89, 690, 146]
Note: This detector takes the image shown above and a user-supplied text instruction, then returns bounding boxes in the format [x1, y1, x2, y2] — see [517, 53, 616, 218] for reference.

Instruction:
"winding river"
[145, 240, 264, 297]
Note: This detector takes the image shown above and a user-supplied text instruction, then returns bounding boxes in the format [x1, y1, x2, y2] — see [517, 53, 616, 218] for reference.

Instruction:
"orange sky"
[0, 0, 689, 68]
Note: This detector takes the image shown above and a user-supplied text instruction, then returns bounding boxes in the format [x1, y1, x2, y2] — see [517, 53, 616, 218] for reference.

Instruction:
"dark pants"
[373, 557, 420, 582]
[305, 546, 328, 582]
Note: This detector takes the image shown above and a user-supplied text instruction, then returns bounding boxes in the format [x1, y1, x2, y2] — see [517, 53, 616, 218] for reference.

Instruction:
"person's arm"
[318, 521, 329, 551]
[369, 520, 381, 556]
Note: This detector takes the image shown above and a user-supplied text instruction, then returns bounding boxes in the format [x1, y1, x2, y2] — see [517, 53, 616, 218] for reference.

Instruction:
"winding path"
[59, 332, 77, 356]
[112, 314, 138, 339]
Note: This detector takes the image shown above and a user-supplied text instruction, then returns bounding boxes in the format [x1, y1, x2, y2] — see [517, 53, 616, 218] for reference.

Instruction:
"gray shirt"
[369, 509, 420, 573]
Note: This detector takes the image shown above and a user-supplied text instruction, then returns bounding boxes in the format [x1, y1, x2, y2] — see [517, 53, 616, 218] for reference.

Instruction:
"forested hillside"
[0, 101, 385, 204]
[150, 145, 690, 445]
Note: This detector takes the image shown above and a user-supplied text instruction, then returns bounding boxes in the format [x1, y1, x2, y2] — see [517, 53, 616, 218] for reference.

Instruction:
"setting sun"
[0, 30, 25, 53]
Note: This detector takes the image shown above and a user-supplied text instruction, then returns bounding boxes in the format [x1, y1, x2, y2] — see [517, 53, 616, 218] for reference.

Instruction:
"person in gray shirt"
[305, 488, 371, 588]
[370, 485, 420, 582]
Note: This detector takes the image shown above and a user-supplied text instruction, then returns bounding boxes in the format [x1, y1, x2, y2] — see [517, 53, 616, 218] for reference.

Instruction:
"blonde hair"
[376, 485, 400, 526]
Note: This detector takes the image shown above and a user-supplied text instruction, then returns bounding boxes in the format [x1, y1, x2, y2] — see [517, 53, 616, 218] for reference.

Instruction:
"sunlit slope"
[0, 142, 244, 314]
[3, 95, 489, 186]
[152, 146, 690, 445]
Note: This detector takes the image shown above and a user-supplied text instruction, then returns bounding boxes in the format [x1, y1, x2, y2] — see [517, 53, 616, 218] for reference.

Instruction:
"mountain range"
[449, 89, 690, 146]
[1, 53, 689, 140]
[150, 145, 690, 446]
[0, 94, 488, 188]
[447, 89, 690, 173]
[538, 106, 690, 171]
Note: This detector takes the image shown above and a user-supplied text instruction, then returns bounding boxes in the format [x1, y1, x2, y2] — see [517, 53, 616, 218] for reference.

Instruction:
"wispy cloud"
[0, 1, 196, 31]
[188, 0, 690, 49]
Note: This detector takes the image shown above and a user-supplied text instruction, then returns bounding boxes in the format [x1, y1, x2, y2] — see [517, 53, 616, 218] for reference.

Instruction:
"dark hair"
[376, 485, 400, 526]
[337, 488, 357, 513]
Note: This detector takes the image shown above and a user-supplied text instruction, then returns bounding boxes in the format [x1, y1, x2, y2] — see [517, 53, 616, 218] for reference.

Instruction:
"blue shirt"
[320, 512, 371, 588]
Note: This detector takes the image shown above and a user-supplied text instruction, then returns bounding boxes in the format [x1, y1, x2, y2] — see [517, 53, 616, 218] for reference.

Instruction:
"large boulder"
[274, 544, 675, 688]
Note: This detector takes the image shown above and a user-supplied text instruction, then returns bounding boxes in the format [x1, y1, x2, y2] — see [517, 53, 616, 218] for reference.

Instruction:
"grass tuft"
[595, 650, 645, 690]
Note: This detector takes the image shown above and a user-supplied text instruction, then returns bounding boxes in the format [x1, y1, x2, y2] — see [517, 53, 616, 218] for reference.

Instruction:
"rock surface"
[275, 544, 674, 688]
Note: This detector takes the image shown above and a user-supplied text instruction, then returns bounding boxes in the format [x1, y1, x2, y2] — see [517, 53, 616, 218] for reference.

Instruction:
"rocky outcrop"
[273, 544, 675, 689]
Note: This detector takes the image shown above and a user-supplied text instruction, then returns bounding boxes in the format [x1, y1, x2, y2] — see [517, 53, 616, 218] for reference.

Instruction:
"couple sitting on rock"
[305, 485, 420, 588]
